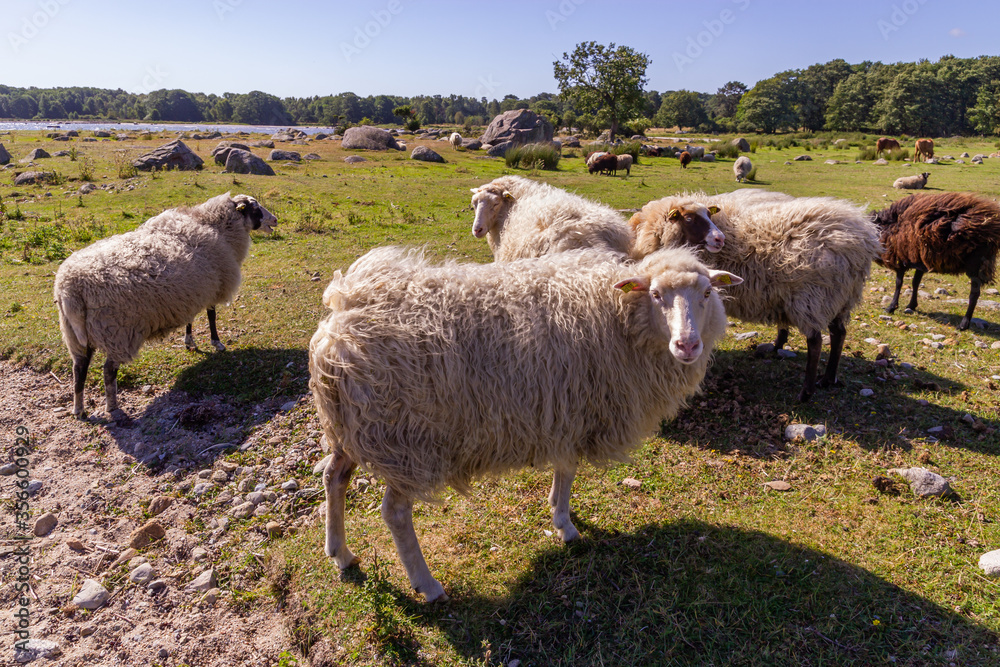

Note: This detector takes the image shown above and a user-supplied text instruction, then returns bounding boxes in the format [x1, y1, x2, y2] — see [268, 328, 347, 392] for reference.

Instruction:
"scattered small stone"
[266, 522, 283, 538]
[66, 539, 87, 552]
[201, 588, 221, 606]
[962, 413, 976, 424]
[186, 569, 218, 593]
[0, 462, 17, 475]
[859, 388, 874, 397]
[776, 349, 797, 359]
[621, 477, 642, 489]
[26, 480, 42, 495]
[14, 639, 62, 663]
[230, 502, 255, 520]
[979, 549, 1000, 576]
[876, 344, 891, 360]
[211, 470, 229, 483]
[192, 482, 214, 496]
[917, 399, 930, 407]
[266, 436, 285, 446]
[79, 625, 96, 637]
[33, 512, 58, 537]
[158, 648, 170, 659]
[72, 579, 110, 610]
[863, 337, 880, 345]
[191, 547, 209, 562]
[992, 341, 1000, 350]
[129, 563, 156, 585]
[281, 480, 299, 492]
[734, 331, 759, 341]
[148, 496, 173, 516]
[888, 467, 952, 497]
[129, 520, 166, 549]
[147, 579, 168, 594]
[784, 424, 826, 442]
[280, 401, 298, 412]
[764, 481, 792, 491]
[110, 548, 138, 568]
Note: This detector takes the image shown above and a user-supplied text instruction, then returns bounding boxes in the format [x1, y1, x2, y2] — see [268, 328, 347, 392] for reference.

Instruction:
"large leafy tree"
[553, 41, 650, 140]
[655, 90, 707, 130]
[825, 71, 874, 131]
[736, 75, 797, 133]
[708, 81, 747, 119]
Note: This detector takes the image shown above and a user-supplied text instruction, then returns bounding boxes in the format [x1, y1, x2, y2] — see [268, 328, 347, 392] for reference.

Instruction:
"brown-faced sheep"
[630, 190, 880, 401]
[588, 152, 618, 175]
[893, 172, 930, 189]
[54, 193, 277, 417]
[871, 191, 1000, 330]
[309, 245, 741, 601]
[679, 151, 692, 168]
[469, 175, 631, 261]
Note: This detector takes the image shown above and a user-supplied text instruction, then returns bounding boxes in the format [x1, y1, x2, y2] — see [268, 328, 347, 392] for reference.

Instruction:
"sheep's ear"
[707, 206, 720, 216]
[667, 208, 682, 221]
[708, 270, 743, 287]
[502, 190, 515, 201]
[469, 187, 480, 194]
[236, 201, 248, 213]
[614, 277, 648, 293]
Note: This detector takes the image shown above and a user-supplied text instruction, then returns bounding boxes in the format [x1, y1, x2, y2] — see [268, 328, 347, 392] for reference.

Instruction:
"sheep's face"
[616, 266, 742, 364]
[667, 204, 725, 253]
[470, 187, 513, 238]
[233, 195, 277, 233]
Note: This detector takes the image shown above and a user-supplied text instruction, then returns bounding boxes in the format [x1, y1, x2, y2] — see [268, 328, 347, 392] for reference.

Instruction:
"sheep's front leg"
[548, 463, 580, 542]
[381, 486, 447, 602]
[886, 268, 907, 314]
[102, 358, 120, 414]
[323, 451, 359, 569]
[819, 316, 847, 389]
[904, 269, 925, 313]
[959, 275, 981, 331]
[798, 331, 823, 402]
[184, 323, 197, 350]
[206, 306, 226, 351]
[772, 328, 789, 351]
[71, 347, 94, 417]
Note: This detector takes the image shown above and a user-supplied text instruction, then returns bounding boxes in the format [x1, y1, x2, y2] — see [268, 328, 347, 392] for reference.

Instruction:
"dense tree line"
[5, 54, 1000, 136]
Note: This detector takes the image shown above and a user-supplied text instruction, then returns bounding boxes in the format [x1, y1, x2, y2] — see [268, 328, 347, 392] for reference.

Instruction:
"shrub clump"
[504, 143, 561, 170]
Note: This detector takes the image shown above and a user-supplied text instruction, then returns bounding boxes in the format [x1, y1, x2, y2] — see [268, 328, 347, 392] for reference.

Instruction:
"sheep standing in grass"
[616, 153, 633, 175]
[630, 190, 880, 401]
[733, 156, 752, 182]
[470, 175, 632, 261]
[679, 151, 692, 168]
[54, 193, 277, 417]
[872, 192, 1000, 330]
[310, 245, 741, 601]
[893, 172, 930, 189]
[449, 132, 462, 148]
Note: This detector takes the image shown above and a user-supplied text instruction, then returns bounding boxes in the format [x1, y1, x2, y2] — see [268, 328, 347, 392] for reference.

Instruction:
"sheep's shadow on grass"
[100, 347, 309, 468]
[349, 519, 1000, 666]
[909, 309, 1000, 339]
[664, 346, 999, 457]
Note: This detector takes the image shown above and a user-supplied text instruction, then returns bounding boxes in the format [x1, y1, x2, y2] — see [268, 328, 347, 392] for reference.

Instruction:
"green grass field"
[2, 128, 1000, 665]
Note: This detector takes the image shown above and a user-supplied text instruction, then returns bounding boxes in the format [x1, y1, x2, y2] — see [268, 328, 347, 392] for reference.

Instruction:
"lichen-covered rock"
[480, 109, 553, 147]
[211, 141, 250, 165]
[133, 140, 203, 171]
[225, 149, 275, 175]
[888, 467, 952, 497]
[411, 146, 446, 163]
[268, 149, 301, 161]
[342, 125, 402, 151]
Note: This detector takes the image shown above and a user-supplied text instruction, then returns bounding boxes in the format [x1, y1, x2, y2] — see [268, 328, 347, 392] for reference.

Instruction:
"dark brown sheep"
[588, 152, 618, 175]
[871, 192, 1000, 330]
[679, 151, 692, 168]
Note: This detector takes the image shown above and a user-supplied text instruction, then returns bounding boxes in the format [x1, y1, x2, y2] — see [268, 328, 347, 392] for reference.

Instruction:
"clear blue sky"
[1, 0, 996, 99]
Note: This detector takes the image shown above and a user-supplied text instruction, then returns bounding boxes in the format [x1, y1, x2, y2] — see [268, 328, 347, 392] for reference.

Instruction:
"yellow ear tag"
[236, 202, 247, 212]
[708, 206, 720, 215]
[715, 275, 732, 285]
[618, 281, 639, 293]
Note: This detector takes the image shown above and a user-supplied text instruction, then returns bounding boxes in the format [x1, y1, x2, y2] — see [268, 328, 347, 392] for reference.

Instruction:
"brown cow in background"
[914, 138, 934, 162]
[876, 137, 901, 156]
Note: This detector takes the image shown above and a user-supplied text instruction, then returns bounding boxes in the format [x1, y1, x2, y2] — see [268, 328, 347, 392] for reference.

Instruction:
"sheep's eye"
[704, 289, 711, 299]
[651, 290, 661, 300]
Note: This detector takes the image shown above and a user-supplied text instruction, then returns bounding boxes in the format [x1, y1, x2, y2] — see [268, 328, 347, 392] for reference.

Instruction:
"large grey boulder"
[224, 149, 275, 176]
[461, 139, 482, 150]
[732, 137, 751, 152]
[411, 146, 445, 163]
[20, 148, 51, 163]
[13, 171, 54, 185]
[0, 143, 10, 165]
[269, 149, 301, 162]
[480, 109, 553, 147]
[485, 141, 515, 158]
[211, 141, 250, 165]
[272, 128, 307, 142]
[342, 126, 402, 151]
[133, 140, 203, 171]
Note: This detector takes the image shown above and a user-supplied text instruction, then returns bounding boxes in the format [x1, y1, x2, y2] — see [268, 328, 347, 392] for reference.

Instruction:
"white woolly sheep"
[629, 190, 880, 402]
[893, 172, 930, 189]
[449, 132, 462, 148]
[617, 153, 633, 175]
[733, 156, 752, 182]
[585, 150, 609, 168]
[470, 175, 632, 262]
[54, 192, 277, 417]
[310, 245, 741, 601]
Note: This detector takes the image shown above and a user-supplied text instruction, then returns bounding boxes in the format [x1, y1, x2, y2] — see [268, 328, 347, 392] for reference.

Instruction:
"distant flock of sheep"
[51, 142, 1000, 602]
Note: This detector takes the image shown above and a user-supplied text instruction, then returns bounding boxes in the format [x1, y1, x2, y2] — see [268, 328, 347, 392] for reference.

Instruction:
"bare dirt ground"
[0, 359, 326, 666]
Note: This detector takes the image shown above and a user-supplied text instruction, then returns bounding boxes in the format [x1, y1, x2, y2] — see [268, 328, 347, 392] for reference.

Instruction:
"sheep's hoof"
[417, 581, 449, 603]
[184, 335, 197, 350]
[211, 340, 226, 352]
[818, 377, 841, 389]
[958, 319, 971, 331]
[797, 388, 814, 403]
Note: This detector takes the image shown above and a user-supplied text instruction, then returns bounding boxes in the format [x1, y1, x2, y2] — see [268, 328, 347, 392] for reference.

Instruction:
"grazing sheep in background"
[914, 138, 934, 162]
[871, 192, 1000, 330]
[54, 193, 277, 417]
[616, 153, 633, 176]
[893, 172, 930, 189]
[449, 132, 462, 148]
[876, 137, 901, 156]
[733, 156, 752, 182]
[585, 150, 609, 168]
[588, 152, 618, 175]
[679, 151, 692, 168]
[630, 190, 880, 401]
[309, 245, 741, 601]
[469, 175, 632, 261]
